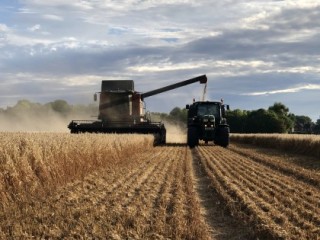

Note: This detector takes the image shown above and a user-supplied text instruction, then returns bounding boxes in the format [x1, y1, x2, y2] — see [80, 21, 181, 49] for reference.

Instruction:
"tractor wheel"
[187, 127, 199, 148]
[214, 126, 230, 147]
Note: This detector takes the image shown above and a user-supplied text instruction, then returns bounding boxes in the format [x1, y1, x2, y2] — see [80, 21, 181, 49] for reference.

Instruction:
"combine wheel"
[70, 129, 79, 134]
[154, 129, 166, 146]
[187, 127, 199, 148]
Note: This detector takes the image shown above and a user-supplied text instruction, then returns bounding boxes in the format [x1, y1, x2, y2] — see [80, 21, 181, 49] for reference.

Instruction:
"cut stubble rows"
[0, 132, 319, 239]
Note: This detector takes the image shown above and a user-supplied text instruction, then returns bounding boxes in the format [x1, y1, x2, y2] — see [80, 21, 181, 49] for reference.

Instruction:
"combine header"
[68, 75, 207, 144]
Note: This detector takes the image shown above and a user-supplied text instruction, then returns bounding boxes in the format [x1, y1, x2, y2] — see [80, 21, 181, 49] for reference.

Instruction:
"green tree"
[48, 100, 72, 115]
[268, 102, 293, 132]
[313, 119, 320, 134]
[245, 109, 284, 133]
[226, 109, 247, 133]
[169, 107, 187, 123]
[14, 99, 32, 110]
[268, 102, 289, 116]
[169, 107, 181, 118]
[293, 115, 313, 133]
[5, 99, 44, 118]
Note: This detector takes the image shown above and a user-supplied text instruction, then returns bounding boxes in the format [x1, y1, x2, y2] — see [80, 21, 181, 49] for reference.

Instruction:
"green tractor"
[186, 101, 230, 148]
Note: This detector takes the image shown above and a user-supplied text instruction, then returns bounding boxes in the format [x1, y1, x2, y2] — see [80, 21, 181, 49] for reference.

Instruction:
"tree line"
[155, 102, 320, 134]
[0, 99, 98, 119]
[1, 99, 319, 134]
[226, 102, 320, 133]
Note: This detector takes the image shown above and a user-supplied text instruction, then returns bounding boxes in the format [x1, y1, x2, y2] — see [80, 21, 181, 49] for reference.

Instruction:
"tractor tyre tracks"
[194, 144, 320, 240]
[191, 148, 255, 240]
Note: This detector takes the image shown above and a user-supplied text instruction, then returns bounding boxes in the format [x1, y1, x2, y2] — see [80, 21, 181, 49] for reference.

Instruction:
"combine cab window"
[197, 104, 219, 117]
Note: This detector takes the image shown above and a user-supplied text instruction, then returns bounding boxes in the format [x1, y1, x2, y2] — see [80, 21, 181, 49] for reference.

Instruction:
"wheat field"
[231, 133, 320, 158]
[0, 132, 319, 239]
[0, 133, 154, 205]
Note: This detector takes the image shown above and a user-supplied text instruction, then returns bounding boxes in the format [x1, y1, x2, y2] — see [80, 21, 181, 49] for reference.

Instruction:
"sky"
[0, 0, 320, 121]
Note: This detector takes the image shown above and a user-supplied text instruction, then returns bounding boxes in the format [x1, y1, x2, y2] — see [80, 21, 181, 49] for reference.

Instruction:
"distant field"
[231, 133, 320, 158]
[0, 132, 319, 239]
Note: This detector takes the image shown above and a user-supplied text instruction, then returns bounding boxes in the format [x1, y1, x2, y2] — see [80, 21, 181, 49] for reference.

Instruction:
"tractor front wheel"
[187, 127, 199, 148]
[214, 126, 230, 147]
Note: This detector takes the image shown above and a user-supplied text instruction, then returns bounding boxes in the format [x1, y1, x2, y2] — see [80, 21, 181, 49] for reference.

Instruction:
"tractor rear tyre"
[187, 127, 199, 148]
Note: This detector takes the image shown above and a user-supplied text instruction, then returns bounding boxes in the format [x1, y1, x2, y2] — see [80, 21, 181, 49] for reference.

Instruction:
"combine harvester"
[68, 75, 207, 144]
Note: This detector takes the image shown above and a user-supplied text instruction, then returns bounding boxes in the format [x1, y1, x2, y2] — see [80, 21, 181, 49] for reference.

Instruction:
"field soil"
[1, 139, 319, 239]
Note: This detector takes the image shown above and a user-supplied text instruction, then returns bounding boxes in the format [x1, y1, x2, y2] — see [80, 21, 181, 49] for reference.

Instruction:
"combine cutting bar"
[68, 120, 166, 144]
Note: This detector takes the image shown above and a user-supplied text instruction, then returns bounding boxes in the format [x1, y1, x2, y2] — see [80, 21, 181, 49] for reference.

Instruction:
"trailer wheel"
[187, 127, 199, 148]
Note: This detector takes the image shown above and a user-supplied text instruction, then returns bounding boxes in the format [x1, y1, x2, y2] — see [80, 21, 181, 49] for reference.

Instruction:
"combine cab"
[68, 75, 207, 144]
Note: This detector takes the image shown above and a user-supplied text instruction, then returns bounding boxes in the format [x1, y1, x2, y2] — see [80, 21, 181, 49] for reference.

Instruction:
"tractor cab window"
[197, 104, 219, 117]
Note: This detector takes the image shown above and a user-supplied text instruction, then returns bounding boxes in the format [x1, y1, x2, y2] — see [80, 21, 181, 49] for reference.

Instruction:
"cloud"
[27, 24, 41, 32]
[42, 14, 64, 21]
[244, 84, 320, 96]
[1, 0, 320, 121]
[127, 62, 207, 72]
[20, 0, 93, 10]
[20, 0, 200, 13]
[0, 23, 9, 32]
[0, 24, 8, 46]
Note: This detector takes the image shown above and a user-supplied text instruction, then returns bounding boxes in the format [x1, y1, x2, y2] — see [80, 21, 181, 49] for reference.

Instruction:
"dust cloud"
[164, 122, 187, 144]
[0, 111, 94, 132]
[0, 106, 188, 141]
